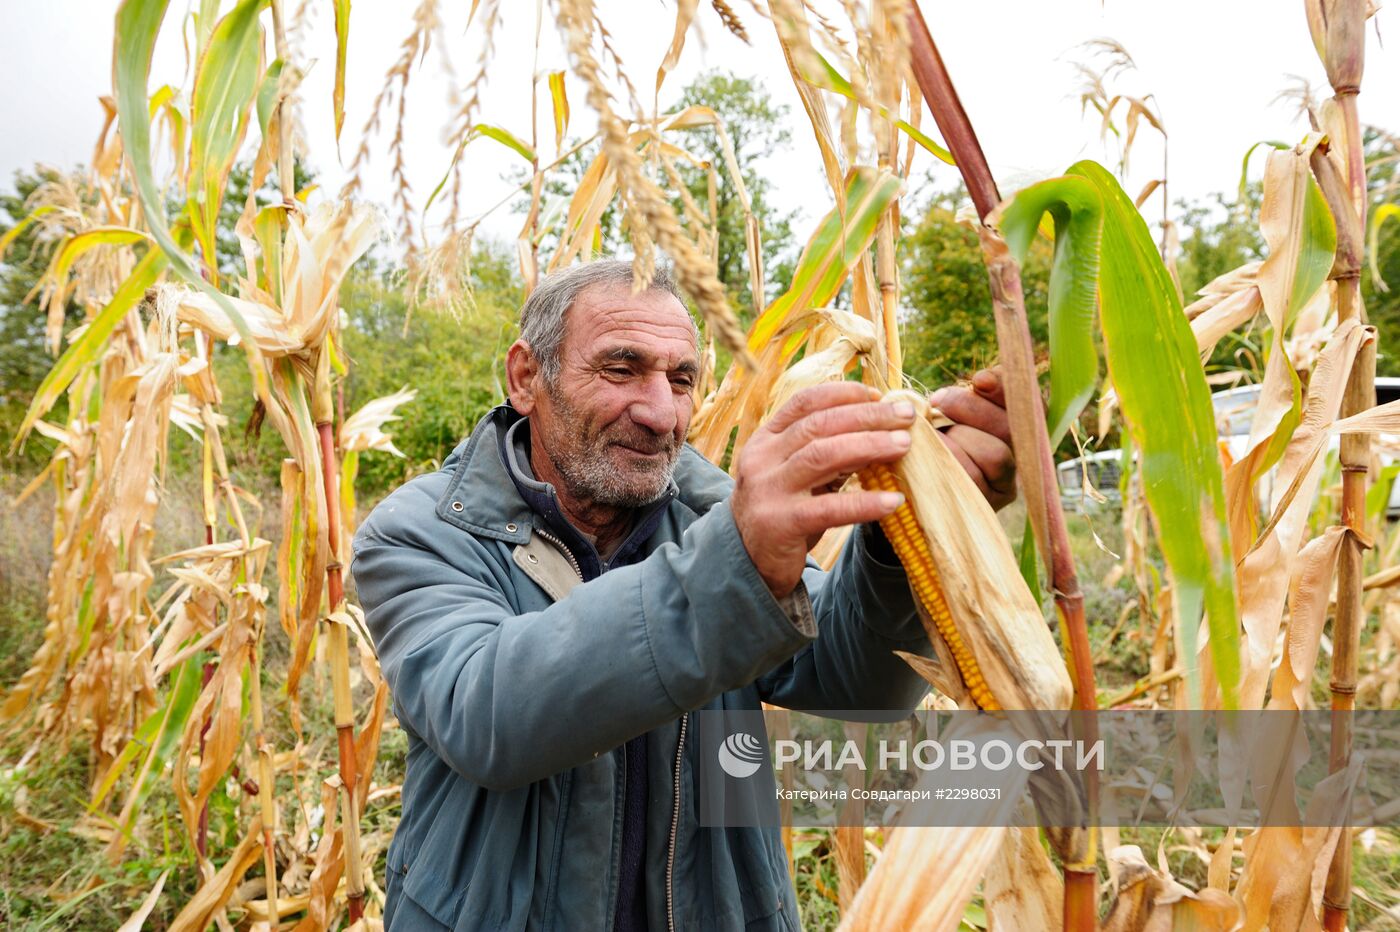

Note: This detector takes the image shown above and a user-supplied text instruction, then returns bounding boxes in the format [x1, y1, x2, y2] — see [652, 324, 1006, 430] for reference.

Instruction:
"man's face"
[529, 282, 699, 509]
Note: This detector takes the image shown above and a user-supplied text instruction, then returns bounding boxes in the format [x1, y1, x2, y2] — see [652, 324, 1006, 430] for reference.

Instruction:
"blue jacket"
[349, 403, 931, 930]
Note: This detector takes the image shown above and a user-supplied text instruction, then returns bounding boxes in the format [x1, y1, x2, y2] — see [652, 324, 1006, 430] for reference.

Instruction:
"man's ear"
[505, 340, 540, 415]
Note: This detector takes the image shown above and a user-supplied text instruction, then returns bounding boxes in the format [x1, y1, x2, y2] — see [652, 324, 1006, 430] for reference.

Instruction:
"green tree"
[1175, 184, 1265, 300]
[1363, 127, 1400, 375]
[674, 70, 796, 316]
[0, 167, 86, 466]
[337, 243, 522, 493]
[898, 184, 1052, 392]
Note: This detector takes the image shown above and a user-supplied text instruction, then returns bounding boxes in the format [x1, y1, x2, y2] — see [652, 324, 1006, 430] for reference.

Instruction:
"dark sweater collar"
[497, 408, 676, 580]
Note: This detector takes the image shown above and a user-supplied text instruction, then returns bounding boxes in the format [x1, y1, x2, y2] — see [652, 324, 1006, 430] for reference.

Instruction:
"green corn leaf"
[113, 0, 272, 402]
[11, 247, 168, 451]
[255, 57, 285, 135]
[90, 653, 202, 827]
[892, 117, 955, 167]
[1288, 174, 1336, 325]
[999, 160, 1241, 708]
[1080, 160, 1240, 707]
[477, 125, 536, 162]
[0, 205, 56, 259]
[1368, 202, 1398, 292]
[45, 226, 152, 295]
[1366, 463, 1400, 523]
[187, 0, 265, 273]
[253, 203, 286, 302]
[999, 176, 1102, 447]
[73, 577, 96, 662]
[334, 0, 351, 143]
[803, 50, 953, 166]
[423, 124, 538, 219]
[1018, 519, 1041, 604]
[193, 0, 220, 55]
[749, 167, 901, 351]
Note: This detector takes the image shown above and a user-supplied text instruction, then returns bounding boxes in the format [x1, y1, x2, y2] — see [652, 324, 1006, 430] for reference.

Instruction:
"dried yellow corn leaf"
[1102, 845, 1242, 931]
[116, 869, 168, 932]
[1267, 526, 1349, 711]
[339, 387, 417, 456]
[172, 202, 380, 357]
[1233, 318, 1371, 708]
[1235, 757, 1361, 931]
[984, 826, 1062, 932]
[838, 754, 1030, 931]
[839, 826, 1006, 932]
[168, 817, 264, 932]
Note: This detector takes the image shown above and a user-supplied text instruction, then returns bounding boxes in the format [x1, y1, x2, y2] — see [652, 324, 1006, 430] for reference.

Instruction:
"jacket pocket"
[392, 860, 463, 931]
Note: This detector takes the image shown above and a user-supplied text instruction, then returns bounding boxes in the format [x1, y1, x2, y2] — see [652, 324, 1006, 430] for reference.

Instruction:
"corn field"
[1, 0, 1399, 929]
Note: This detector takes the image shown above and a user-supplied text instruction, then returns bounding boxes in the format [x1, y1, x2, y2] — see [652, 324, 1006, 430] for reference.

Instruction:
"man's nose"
[628, 372, 679, 436]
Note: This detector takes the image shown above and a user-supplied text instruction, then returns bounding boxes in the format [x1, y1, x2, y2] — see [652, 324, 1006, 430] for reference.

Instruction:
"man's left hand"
[928, 368, 1017, 511]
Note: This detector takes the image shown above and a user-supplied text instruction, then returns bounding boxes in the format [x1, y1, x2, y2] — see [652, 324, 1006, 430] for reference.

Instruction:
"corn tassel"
[860, 462, 999, 711]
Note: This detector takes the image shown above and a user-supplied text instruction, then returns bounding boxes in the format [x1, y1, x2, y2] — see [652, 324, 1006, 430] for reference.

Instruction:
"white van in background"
[1056, 378, 1400, 516]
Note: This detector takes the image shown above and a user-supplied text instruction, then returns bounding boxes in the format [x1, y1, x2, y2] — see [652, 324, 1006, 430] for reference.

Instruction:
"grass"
[0, 727, 199, 929]
[0, 457, 395, 929]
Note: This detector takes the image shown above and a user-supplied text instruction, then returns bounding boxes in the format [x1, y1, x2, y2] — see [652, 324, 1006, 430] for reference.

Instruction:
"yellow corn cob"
[860, 462, 1000, 711]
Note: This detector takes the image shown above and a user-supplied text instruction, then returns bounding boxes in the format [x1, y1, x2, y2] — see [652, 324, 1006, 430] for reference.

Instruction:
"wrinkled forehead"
[562, 282, 700, 366]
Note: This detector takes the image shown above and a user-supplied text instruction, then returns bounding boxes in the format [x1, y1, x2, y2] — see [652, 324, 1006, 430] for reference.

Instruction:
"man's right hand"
[729, 382, 918, 599]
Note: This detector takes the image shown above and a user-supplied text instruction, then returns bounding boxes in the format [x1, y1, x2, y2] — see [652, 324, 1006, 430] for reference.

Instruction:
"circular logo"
[717, 732, 765, 778]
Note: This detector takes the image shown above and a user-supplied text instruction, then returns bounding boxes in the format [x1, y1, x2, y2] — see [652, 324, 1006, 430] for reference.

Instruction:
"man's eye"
[605, 366, 631, 377]
[672, 378, 694, 391]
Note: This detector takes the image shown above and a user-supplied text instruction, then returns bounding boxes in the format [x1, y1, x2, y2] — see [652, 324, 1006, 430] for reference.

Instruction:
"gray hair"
[518, 259, 694, 385]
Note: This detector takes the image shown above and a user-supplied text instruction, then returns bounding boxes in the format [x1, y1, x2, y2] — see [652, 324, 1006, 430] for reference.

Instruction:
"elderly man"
[350, 260, 1016, 931]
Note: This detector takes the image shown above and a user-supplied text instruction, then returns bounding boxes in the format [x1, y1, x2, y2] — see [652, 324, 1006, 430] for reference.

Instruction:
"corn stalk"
[903, 5, 1100, 927]
[1306, 5, 1373, 927]
[270, 0, 367, 911]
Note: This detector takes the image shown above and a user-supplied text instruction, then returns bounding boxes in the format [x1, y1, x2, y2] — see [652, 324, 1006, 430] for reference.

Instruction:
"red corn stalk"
[905, 4, 1100, 929]
[318, 402, 365, 924]
[265, 0, 365, 918]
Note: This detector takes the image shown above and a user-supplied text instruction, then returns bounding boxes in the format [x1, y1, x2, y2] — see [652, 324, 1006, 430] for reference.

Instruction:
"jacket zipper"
[532, 526, 583, 580]
[616, 740, 627, 924]
[667, 711, 688, 932]
[535, 521, 687, 929]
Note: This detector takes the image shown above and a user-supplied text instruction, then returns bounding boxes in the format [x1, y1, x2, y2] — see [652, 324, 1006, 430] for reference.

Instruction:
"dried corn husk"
[882, 390, 1073, 711]
[170, 201, 380, 358]
[838, 753, 1030, 931]
[837, 825, 1006, 932]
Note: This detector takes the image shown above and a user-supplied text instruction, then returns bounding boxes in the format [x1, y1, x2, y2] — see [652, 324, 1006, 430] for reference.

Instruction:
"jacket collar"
[435, 402, 736, 547]
[434, 404, 537, 545]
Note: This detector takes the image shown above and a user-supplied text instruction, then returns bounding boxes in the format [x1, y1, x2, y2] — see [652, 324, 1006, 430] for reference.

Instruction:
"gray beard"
[542, 386, 680, 508]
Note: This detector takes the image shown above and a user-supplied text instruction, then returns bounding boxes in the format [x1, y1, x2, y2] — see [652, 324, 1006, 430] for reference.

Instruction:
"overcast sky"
[1, 1, 1396, 252]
